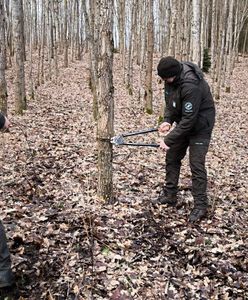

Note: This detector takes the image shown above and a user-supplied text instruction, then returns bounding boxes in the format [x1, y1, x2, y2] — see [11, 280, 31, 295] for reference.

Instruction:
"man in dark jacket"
[156, 56, 215, 223]
[0, 113, 18, 298]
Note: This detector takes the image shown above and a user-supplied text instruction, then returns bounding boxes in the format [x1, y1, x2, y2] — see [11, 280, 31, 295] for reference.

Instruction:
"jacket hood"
[181, 62, 204, 83]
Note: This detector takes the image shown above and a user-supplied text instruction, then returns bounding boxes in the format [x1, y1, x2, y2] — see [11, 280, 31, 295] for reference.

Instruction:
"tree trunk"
[126, 0, 136, 95]
[242, 25, 248, 56]
[47, 2, 52, 81]
[12, 0, 26, 114]
[182, 0, 190, 61]
[32, 0, 38, 50]
[40, 0, 46, 84]
[144, 0, 154, 114]
[200, 0, 206, 68]
[159, 0, 170, 56]
[210, 0, 217, 93]
[175, 0, 182, 60]
[96, 0, 114, 202]
[215, 0, 228, 99]
[118, 0, 125, 56]
[64, 0, 69, 67]
[191, 0, 201, 65]
[5, 0, 13, 67]
[0, 0, 7, 114]
[168, 0, 177, 56]
[83, 0, 99, 120]
[28, 0, 34, 100]
[75, 0, 81, 60]
[225, 0, 234, 93]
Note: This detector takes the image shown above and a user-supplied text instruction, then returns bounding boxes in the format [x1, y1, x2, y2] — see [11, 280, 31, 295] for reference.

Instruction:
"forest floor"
[0, 54, 247, 300]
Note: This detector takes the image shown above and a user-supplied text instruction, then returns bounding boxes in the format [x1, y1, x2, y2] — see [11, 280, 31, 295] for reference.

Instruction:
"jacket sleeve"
[163, 85, 176, 125]
[0, 113, 5, 129]
[164, 84, 202, 147]
[164, 106, 175, 125]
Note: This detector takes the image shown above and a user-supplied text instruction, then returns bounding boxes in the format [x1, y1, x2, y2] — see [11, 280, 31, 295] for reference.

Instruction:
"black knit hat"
[157, 56, 181, 78]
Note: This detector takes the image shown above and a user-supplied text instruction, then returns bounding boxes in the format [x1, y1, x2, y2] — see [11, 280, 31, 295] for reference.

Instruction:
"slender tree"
[144, 0, 154, 114]
[191, 0, 201, 65]
[225, 0, 234, 92]
[168, 0, 177, 56]
[96, 0, 114, 201]
[83, 0, 99, 120]
[32, 0, 38, 50]
[40, 0, 46, 84]
[118, 0, 125, 71]
[64, 0, 69, 67]
[0, 0, 7, 114]
[242, 24, 248, 56]
[4, 0, 13, 67]
[215, 0, 228, 99]
[12, 0, 27, 114]
[126, 0, 136, 95]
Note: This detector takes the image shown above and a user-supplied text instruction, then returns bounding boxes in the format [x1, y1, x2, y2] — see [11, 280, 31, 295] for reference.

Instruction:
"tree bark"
[118, 0, 125, 62]
[191, 0, 201, 65]
[144, 0, 154, 114]
[168, 0, 177, 56]
[126, 0, 136, 95]
[210, 0, 217, 93]
[64, 0, 69, 67]
[12, 0, 26, 114]
[215, 0, 228, 99]
[96, 0, 114, 202]
[225, 0, 234, 93]
[83, 0, 99, 120]
[0, 0, 7, 114]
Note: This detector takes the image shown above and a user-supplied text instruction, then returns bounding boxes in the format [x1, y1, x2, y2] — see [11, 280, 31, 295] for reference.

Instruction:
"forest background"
[0, 0, 248, 299]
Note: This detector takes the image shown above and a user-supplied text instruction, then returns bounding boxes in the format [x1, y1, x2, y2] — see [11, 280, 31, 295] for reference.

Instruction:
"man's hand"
[3, 117, 10, 129]
[159, 139, 170, 151]
[158, 122, 171, 134]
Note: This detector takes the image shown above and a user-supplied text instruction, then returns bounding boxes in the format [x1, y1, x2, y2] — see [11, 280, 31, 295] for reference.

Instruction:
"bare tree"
[117, 0, 125, 70]
[144, 0, 154, 114]
[191, 0, 201, 65]
[168, 0, 177, 56]
[63, 0, 69, 67]
[215, 0, 228, 99]
[32, 0, 38, 50]
[4, 0, 13, 67]
[96, 0, 114, 201]
[12, 0, 27, 114]
[242, 24, 248, 56]
[126, 0, 137, 95]
[75, 0, 80, 60]
[225, 0, 234, 92]
[83, 0, 99, 120]
[0, 0, 7, 114]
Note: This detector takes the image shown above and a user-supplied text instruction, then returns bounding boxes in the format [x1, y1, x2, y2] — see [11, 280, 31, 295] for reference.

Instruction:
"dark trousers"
[165, 135, 210, 207]
[0, 220, 14, 288]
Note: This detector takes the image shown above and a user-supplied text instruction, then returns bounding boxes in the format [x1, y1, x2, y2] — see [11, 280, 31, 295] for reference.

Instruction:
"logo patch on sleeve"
[184, 102, 193, 112]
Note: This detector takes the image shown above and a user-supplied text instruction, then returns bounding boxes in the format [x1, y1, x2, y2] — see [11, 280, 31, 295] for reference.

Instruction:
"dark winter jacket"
[0, 113, 5, 129]
[163, 62, 215, 147]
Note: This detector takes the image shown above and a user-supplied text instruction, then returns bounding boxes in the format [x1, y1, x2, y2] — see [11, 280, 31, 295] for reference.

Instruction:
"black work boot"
[189, 206, 208, 223]
[155, 189, 177, 206]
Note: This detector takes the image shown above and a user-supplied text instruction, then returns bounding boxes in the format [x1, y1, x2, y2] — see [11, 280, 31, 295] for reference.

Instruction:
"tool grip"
[122, 128, 158, 137]
[122, 143, 159, 147]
